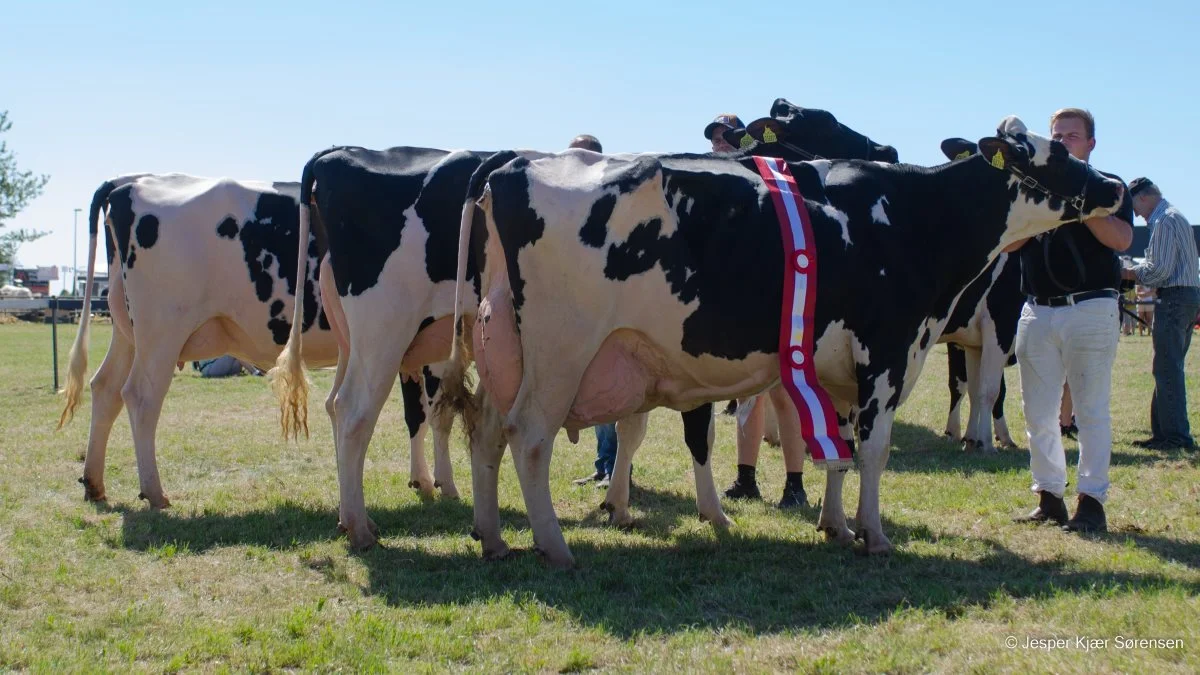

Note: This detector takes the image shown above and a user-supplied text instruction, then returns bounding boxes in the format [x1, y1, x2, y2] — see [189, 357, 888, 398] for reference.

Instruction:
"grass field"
[0, 320, 1197, 673]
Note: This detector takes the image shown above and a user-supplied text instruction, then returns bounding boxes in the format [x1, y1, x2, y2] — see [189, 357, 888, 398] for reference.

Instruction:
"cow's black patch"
[579, 193, 615, 248]
[422, 365, 441, 401]
[126, 248, 137, 270]
[415, 151, 487, 284]
[268, 318, 290, 345]
[919, 328, 932, 350]
[270, 300, 285, 318]
[313, 146, 462, 298]
[217, 217, 239, 239]
[107, 186, 135, 266]
[136, 214, 159, 249]
[680, 403, 714, 465]
[400, 375, 426, 439]
[488, 158, 544, 319]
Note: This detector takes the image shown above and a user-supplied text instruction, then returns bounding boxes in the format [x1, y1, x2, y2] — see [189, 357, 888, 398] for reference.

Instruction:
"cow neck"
[893, 155, 1018, 317]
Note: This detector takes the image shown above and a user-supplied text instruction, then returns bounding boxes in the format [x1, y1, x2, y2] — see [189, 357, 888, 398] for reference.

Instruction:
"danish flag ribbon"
[752, 156, 854, 469]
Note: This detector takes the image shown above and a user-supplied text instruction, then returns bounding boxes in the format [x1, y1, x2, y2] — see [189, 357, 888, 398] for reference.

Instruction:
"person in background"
[1123, 177, 1200, 451]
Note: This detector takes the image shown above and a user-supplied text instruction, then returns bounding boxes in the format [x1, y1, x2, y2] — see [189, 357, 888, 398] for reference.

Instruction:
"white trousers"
[1015, 297, 1119, 503]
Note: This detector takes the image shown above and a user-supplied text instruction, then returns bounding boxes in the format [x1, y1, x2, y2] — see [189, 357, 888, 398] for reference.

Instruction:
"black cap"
[1128, 177, 1155, 196]
[703, 113, 746, 140]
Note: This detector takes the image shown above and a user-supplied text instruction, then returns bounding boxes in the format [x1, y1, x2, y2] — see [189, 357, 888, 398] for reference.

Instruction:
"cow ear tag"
[955, 150, 972, 161]
[762, 127, 778, 144]
[739, 133, 755, 149]
[990, 150, 1006, 170]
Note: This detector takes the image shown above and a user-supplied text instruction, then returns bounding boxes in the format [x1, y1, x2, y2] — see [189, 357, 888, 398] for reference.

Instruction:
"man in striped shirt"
[1122, 178, 1200, 451]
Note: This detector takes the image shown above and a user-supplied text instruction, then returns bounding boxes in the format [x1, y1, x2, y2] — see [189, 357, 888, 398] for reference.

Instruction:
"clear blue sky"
[4, 0, 1196, 293]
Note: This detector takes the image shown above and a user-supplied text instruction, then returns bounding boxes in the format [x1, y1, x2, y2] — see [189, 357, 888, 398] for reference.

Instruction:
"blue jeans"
[1150, 286, 1200, 446]
[593, 423, 618, 476]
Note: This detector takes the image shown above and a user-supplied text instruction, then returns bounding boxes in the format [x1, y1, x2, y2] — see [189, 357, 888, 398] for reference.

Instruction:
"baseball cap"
[1128, 177, 1155, 196]
[703, 113, 746, 140]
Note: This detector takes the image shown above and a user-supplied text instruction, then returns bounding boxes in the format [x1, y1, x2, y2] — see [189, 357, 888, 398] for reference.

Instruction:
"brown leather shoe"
[1014, 490, 1068, 526]
[1063, 494, 1107, 533]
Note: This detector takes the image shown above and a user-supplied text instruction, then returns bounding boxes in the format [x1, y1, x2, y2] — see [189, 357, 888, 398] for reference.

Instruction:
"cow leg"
[121, 335, 190, 509]
[683, 403, 732, 528]
[855, 402, 895, 555]
[324, 348, 347, 456]
[468, 390, 510, 560]
[818, 401, 856, 545]
[80, 329, 135, 502]
[400, 374, 436, 496]
[962, 347, 986, 450]
[333, 344, 405, 550]
[762, 393, 782, 447]
[944, 344, 966, 441]
[970, 334, 1007, 453]
[423, 364, 459, 499]
[600, 412, 648, 528]
[506, 415, 573, 569]
[992, 375, 1014, 448]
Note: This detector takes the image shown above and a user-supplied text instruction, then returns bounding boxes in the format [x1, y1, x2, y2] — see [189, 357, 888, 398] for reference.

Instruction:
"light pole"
[72, 208, 82, 295]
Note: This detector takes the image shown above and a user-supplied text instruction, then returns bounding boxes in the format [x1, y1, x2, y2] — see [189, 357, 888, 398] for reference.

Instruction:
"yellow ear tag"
[762, 127, 778, 143]
[955, 150, 972, 160]
[739, 134, 754, 149]
[991, 149, 1006, 169]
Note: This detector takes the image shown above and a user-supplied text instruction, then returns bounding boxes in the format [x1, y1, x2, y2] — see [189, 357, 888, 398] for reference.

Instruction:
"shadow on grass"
[349, 517, 1199, 637]
[112, 497, 1199, 637]
[113, 481, 708, 552]
[885, 421, 1195, 474]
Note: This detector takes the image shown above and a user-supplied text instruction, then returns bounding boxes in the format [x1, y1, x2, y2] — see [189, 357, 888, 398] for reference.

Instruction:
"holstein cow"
[447, 116, 1125, 568]
[270, 101, 898, 550]
[936, 138, 1024, 452]
[58, 174, 452, 507]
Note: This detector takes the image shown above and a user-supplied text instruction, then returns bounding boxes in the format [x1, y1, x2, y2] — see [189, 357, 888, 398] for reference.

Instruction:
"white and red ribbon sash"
[752, 156, 855, 469]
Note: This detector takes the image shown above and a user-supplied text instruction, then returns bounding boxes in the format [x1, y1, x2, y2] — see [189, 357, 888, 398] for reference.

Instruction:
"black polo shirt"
[1018, 170, 1133, 298]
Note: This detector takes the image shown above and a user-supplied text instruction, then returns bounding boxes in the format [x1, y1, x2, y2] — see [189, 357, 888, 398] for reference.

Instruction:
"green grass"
[0, 320, 1197, 673]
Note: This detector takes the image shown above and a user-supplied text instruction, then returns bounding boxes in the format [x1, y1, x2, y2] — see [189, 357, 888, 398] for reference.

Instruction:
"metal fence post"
[51, 296, 59, 392]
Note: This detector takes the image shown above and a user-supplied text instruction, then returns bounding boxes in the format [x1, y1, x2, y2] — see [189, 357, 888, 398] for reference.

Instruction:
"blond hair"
[1050, 107, 1095, 139]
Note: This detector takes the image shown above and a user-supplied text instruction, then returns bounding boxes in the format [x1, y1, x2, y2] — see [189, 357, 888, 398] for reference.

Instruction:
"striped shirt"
[1131, 199, 1200, 288]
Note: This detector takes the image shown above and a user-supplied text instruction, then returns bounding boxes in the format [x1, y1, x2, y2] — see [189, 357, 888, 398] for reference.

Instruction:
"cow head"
[973, 116, 1124, 241]
[726, 98, 899, 163]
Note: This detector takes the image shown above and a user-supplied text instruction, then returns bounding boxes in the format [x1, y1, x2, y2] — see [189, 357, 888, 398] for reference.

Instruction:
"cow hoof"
[533, 547, 576, 570]
[408, 479, 436, 497]
[701, 512, 734, 529]
[138, 492, 171, 509]
[482, 544, 513, 561]
[855, 529, 894, 556]
[606, 509, 635, 529]
[438, 483, 460, 500]
[79, 477, 106, 503]
[820, 525, 856, 546]
[348, 532, 378, 552]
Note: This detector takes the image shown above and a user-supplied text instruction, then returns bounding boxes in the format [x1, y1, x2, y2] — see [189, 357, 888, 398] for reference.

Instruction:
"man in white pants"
[1013, 108, 1133, 534]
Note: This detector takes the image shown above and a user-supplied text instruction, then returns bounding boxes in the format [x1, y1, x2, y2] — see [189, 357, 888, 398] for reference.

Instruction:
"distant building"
[11, 266, 58, 296]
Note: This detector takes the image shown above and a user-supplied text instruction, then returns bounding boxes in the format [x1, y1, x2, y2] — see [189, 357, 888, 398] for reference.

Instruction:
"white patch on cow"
[807, 160, 834, 186]
[879, 268, 885, 276]
[871, 196, 890, 225]
[823, 163, 861, 188]
[820, 204, 852, 247]
[260, 216, 273, 225]
[812, 320, 860, 404]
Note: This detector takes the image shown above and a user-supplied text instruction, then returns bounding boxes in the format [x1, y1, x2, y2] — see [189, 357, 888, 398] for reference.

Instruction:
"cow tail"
[58, 181, 112, 428]
[438, 194, 482, 435]
[268, 155, 325, 441]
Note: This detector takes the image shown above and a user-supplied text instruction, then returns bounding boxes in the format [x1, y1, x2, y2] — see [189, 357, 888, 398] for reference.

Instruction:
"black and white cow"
[271, 100, 898, 550]
[58, 174, 451, 507]
[936, 138, 1025, 452]
[446, 116, 1125, 568]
